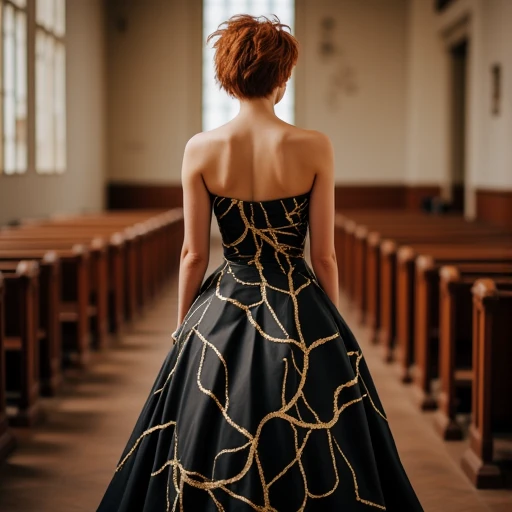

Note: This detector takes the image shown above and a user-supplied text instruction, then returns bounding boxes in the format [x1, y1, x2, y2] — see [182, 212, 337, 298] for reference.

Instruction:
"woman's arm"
[175, 135, 212, 330]
[308, 132, 339, 309]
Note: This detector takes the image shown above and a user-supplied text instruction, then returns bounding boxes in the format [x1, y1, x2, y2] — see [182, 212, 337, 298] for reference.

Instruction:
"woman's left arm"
[175, 135, 212, 331]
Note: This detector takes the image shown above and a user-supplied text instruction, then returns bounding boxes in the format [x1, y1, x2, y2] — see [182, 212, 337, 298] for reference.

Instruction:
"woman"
[98, 14, 423, 511]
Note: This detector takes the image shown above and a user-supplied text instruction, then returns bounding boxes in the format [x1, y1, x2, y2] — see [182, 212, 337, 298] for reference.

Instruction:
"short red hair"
[207, 14, 299, 99]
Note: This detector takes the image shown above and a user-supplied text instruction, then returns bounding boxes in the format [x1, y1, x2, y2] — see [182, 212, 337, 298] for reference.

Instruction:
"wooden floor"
[0, 242, 511, 512]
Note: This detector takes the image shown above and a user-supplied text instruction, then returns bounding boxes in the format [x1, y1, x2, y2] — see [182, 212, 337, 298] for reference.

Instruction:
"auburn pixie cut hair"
[207, 14, 299, 99]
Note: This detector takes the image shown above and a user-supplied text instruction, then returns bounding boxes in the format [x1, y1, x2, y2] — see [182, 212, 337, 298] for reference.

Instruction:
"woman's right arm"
[308, 132, 339, 309]
[175, 135, 212, 331]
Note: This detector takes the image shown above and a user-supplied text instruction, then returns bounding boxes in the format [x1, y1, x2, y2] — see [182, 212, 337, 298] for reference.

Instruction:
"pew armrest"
[397, 246, 415, 264]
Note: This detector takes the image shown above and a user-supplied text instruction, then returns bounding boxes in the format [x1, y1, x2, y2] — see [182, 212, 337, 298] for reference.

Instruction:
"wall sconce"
[319, 16, 337, 58]
[116, 15, 128, 33]
[491, 64, 501, 116]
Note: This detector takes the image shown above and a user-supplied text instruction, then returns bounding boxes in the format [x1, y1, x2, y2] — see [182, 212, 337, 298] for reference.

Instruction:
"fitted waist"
[223, 245, 305, 263]
[223, 254, 309, 273]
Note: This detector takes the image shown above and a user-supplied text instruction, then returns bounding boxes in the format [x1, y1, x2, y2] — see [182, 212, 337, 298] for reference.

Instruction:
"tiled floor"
[0, 243, 511, 511]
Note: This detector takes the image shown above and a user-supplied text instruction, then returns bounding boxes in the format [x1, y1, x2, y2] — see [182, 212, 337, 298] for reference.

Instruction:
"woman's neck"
[237, 95, 278, 120]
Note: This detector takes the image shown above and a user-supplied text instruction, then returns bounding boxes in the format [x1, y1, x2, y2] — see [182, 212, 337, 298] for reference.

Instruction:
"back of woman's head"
[207, 14, 299, 100]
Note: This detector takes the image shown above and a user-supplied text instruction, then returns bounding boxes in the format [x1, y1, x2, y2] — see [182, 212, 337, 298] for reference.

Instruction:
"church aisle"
[0, 242, 510, 512]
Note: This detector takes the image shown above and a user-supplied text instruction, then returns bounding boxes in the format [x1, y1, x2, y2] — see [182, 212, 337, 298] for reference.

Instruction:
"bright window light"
[202, 0, 295, 132]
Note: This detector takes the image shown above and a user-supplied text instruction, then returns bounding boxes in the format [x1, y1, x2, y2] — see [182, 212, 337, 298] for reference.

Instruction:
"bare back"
[196, 116, 321, 201]
[178, 110, 338, 317]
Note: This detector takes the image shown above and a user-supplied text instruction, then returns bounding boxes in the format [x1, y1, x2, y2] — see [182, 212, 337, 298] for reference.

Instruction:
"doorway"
[449, 40, 468, 213]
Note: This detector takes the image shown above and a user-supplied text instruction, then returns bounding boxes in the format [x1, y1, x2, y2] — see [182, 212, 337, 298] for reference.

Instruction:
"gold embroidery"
[116, 192, 387, 510]
[116, 420, 177, 472]
[333, 437, 386, 510]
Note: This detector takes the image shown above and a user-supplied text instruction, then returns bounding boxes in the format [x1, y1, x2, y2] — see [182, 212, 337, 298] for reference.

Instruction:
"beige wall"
[478, 0, 512, 190]
[1, 0, 510, 225]
[0, 0, 107, 226]
[107, 0, 408, 186]
[106, 0, 202, 185]
[405, 0, 512, 217]
[404, 0, 449, 188]
[295, 0, 408, 184]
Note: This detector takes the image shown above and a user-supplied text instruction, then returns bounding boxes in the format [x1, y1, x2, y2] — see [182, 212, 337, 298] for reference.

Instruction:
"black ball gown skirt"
[97, 192, 423, 511]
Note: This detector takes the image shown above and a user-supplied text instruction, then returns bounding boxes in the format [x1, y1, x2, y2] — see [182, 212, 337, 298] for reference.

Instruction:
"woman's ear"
[275, 83, 287, 105]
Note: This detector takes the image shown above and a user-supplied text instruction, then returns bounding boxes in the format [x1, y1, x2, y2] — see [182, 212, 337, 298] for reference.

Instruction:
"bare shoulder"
[182, 131, 218, 177]
[283, 127, 331, 149]
[186, 126, 230, 153]
[184, 131, 211, 155]
[303, 130, 332, 150]
[283, 128, 333, 171]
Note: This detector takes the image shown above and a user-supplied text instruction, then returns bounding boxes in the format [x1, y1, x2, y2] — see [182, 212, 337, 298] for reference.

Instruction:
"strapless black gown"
[97, 191, 423, 511]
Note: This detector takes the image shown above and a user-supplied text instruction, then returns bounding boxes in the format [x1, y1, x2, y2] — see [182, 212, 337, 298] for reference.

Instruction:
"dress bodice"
[210, 191, 310, 266]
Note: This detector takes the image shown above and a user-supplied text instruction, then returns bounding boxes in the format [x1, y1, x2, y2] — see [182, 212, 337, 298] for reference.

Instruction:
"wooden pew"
[343, 220, 357, 299]
[0, 253, 61, 397]
[377, 233, 512, 362]
[335, 211, 511, 352]
[0, 236, 109, 349]
[353, 226, 369, 324]
[395, 245, 512, 386]
[435, 265, 512, 440]
[0, 209, 183, 379]
[341, 212, 472, 299]
[0, 247, 90, 367]
[461, 279, 512, 488]
[23, 208, 184, 315]
[7, 226, 129, 327]
[0, 273, 16, 459]
[2, 261, 44, 426]
[412, 247, 512, 409]
[347, 214, 510, 344]
[4, 209, 184, 350]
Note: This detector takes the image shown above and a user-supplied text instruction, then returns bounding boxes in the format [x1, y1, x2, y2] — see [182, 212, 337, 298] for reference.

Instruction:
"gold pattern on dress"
[195, 327, 252, 440]
[212, 441, 252, 480]
[116, 420, 177, 472]
[115, 193, 387, 511]
[154, 296, 214, 395]
[333, 437, 386, 510]
[281, 358, 289, 408]
[218, 199, 237, 219]
[360, 373, 388, 421]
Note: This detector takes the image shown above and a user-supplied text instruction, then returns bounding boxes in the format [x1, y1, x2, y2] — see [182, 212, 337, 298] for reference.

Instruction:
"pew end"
[3, 261, 46, 427]
[354, 225, 369, 325]
[395, 246, 418, 384]
[365, 231, 383, 344]
[0, 273, 17, 460]
[461, 279, 512, 488]
[378, 239, 398, 363]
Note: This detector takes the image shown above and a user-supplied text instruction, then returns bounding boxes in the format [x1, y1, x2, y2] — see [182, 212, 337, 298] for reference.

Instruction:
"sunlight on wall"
[202, 0, 295, 131]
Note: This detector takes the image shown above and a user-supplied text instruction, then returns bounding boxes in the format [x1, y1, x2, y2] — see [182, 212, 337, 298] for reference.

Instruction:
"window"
[36, 0, 65, 173]
[0, 0, 66, 175]
[203, 0, 295, 132]
[1, 0, 27, 174]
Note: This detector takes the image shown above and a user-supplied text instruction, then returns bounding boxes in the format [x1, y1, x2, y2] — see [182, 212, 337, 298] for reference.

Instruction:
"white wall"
[404, 0, 450, 188]
[295, 0, 408, 184]
[478, 0, 512, 190]
[107, 0, 409, 186]
[424, 0, 512, 216]
[0, 0, 107, 225]
[106, 0, 202, 185]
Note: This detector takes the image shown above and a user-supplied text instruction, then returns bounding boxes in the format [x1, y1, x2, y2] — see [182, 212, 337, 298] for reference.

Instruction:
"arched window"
[202, 0, 295, 132]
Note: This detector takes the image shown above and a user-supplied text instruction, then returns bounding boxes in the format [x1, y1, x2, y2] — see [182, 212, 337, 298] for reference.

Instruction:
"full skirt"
[97, 259, 423, 511]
